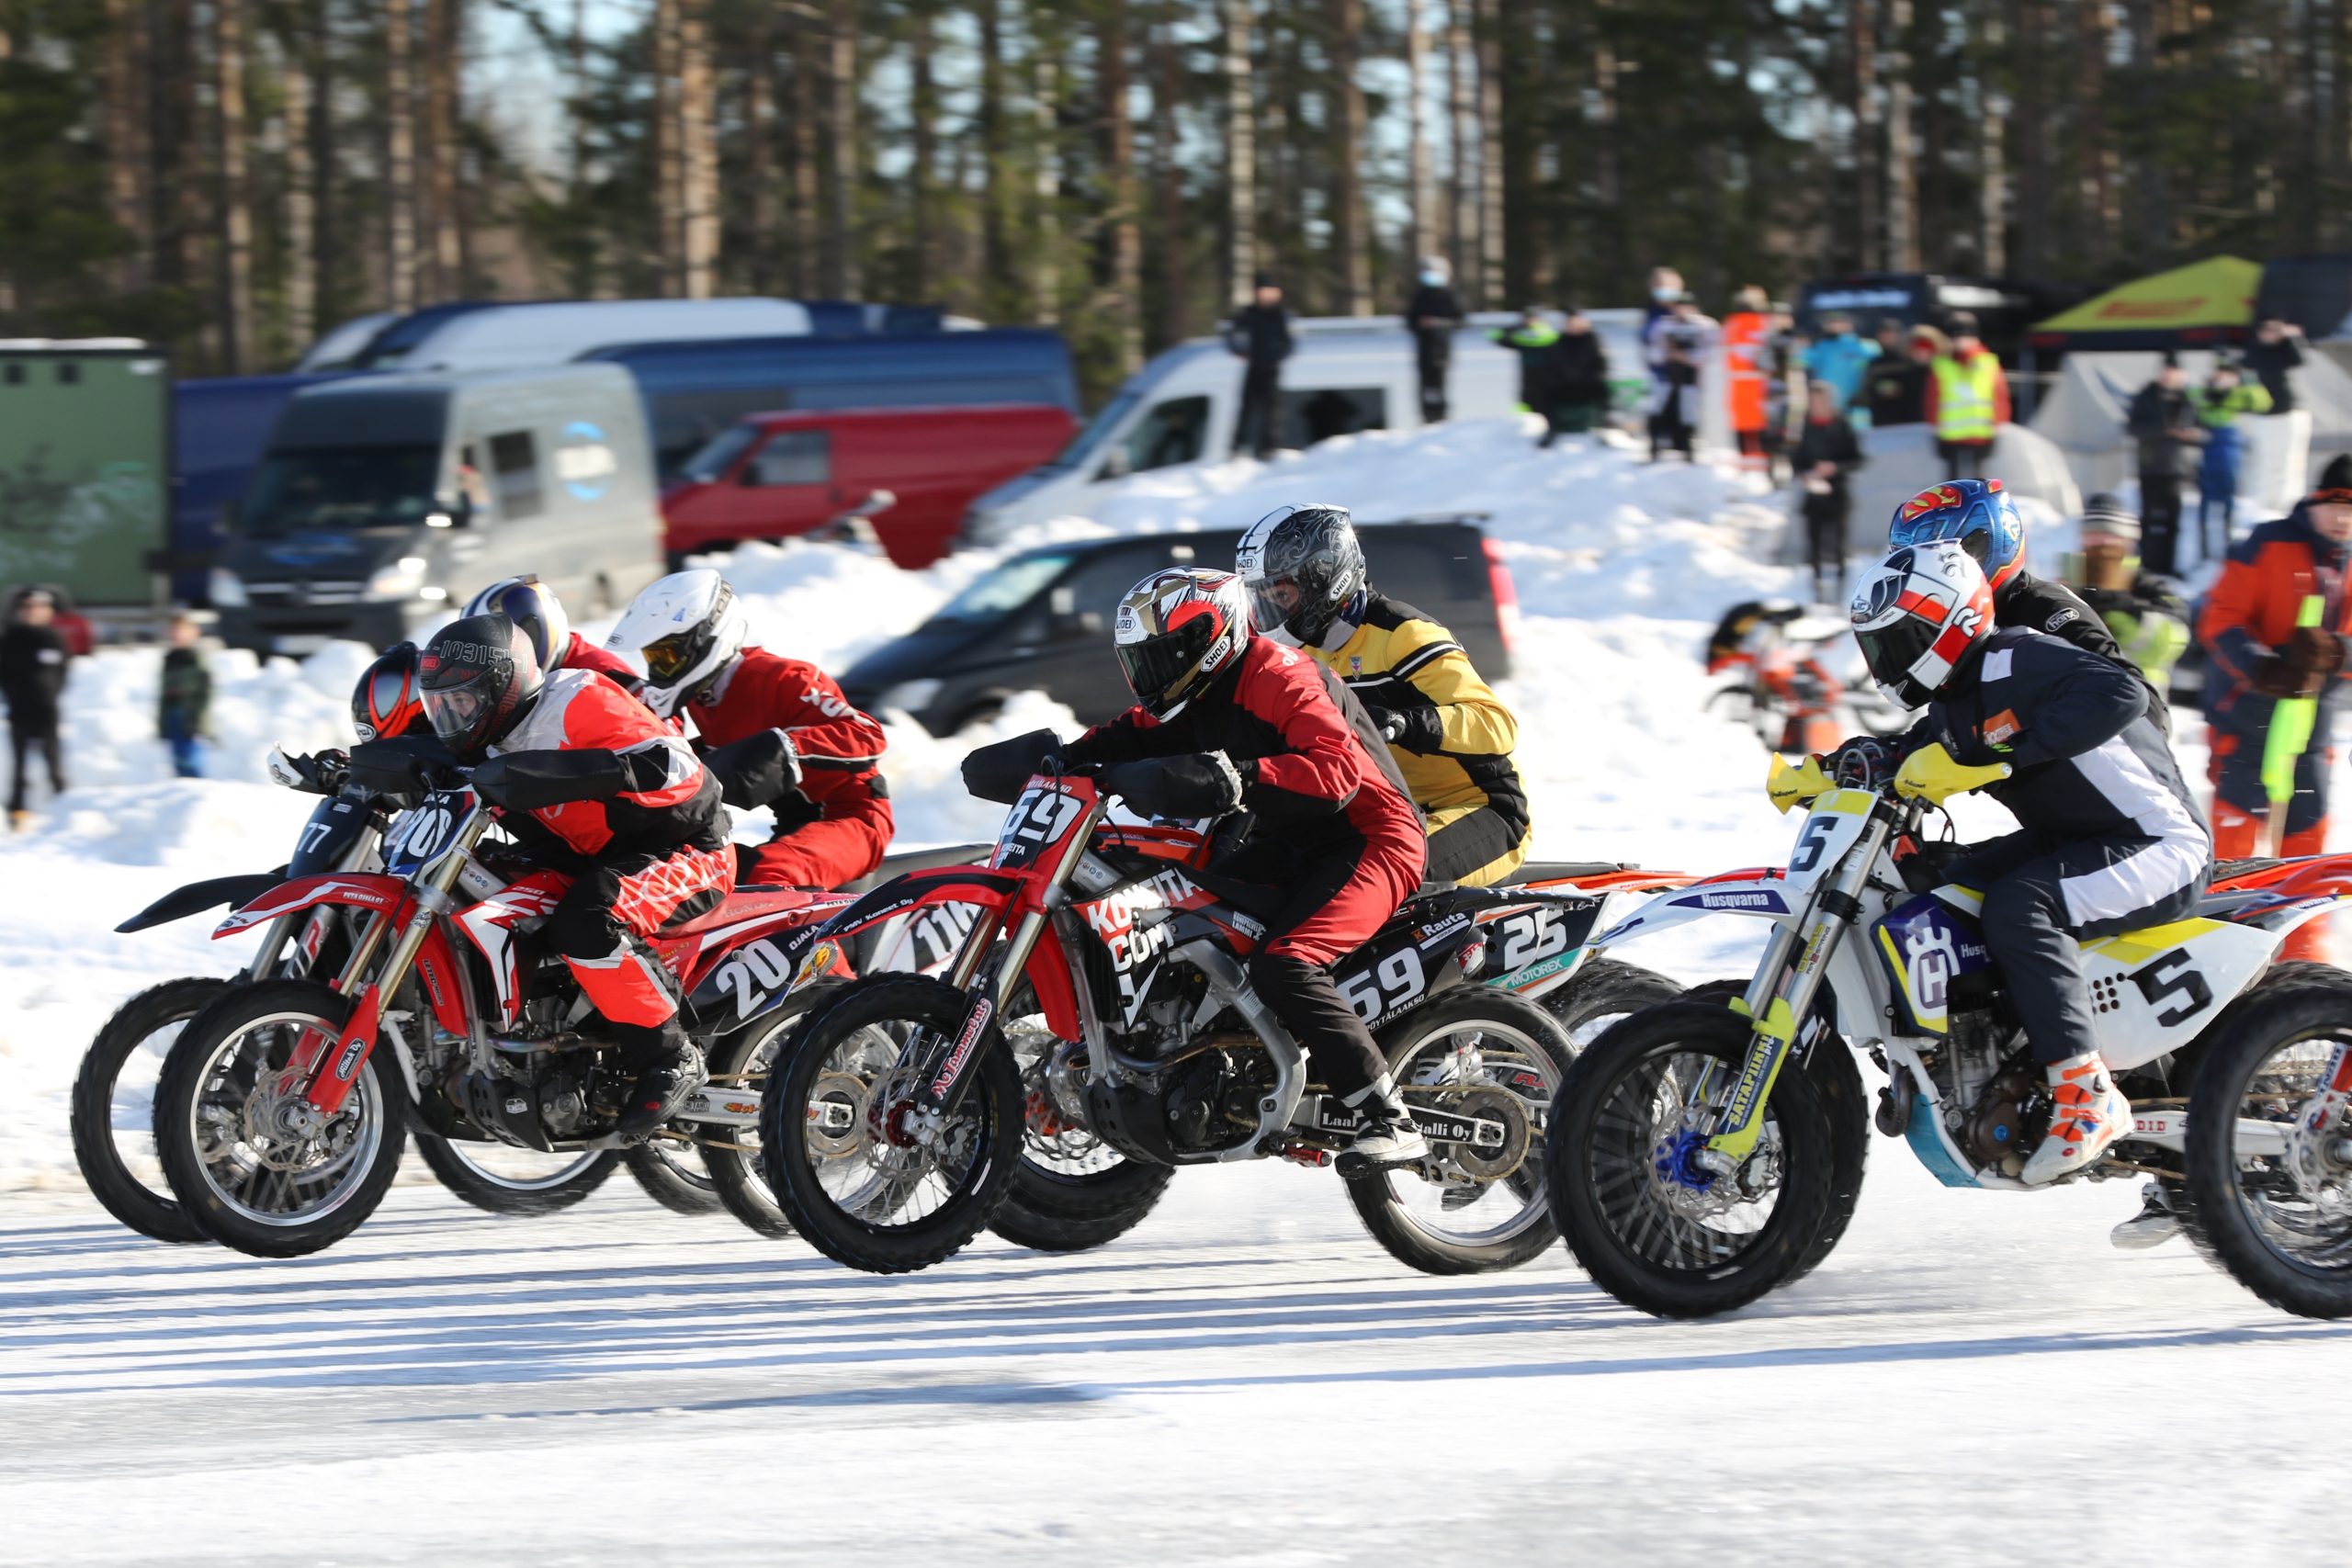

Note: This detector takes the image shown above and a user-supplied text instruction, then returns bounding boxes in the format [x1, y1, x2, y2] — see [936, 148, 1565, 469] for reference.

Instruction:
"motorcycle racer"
[1043, 567, 1430, 1167]
[605, 569, 892, 890]
[418, 613, 735, 1139]
[1823, 542, 2211, 1185]
[1235, 503, 1531, 886]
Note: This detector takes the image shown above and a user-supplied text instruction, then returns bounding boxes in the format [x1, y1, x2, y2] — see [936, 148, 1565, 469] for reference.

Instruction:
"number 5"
[1791, 816, 1837, 874]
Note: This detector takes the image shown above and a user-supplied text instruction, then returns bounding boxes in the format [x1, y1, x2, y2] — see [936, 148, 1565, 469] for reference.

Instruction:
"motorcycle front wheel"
[71, 976, 231, 1244]
[763, 976, 1022, 1273]
[1343, 991, 1582, 1275]
[1544, 1000, 1834, 1317]
[154, 979, 406, 1258]
[989, 1015, 1175, 1254]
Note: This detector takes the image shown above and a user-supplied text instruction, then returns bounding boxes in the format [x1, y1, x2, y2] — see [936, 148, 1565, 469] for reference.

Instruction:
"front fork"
[1697, 807, 1894, 1172]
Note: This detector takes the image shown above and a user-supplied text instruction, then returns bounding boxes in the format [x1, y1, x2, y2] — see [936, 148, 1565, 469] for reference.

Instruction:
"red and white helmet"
[1849, 540, 1996, 709]
[1112, 567, 1253, 719]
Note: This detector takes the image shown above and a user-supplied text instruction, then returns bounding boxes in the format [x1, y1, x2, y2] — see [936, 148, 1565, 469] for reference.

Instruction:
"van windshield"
[919, 552, 1077, 628]
[679, 423, 760, 483]
[242, 446, 446, 535]
[1041, 391, 1139, 471]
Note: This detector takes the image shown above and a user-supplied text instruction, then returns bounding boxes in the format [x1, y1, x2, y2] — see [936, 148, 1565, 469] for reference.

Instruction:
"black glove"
[468, 750, 628, 810]
[266, 747, 349, 795]
[962, 728, 1063, 804]
[1894, 837, 1969, 894]
[346, 735, 459, 798]
[1821, 735, 1899, 791]
[1102, 752, 1247, 818]
[701, 728, 804, 809]
[1364, 704, 1444, 754]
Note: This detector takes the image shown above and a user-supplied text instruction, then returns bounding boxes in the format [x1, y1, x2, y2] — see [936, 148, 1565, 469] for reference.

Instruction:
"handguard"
[1893, 742, 2011, 806]
[1766, 754, 1832, 815]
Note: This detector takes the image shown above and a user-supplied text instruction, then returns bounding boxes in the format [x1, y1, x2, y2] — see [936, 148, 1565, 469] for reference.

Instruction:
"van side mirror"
[1099, 446, 1132, 481]
[430, 492, 475, 530]
[1047, 585, 1103, 640]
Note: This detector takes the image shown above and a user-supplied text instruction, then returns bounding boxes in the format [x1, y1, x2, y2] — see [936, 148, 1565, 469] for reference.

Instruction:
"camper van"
[209, 365, 662, 655]
[959, 311, 1645, 543]
[304, 299, 818, 374]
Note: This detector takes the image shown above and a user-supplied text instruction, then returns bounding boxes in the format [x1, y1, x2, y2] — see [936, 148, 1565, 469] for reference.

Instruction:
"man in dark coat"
[1227, 277, 1295, 460]
[1404, 258, 1464, 423]
[1541, 309, 1612, 443]
[2, 588, 72, 827]
[2126, 355, 2206, 576]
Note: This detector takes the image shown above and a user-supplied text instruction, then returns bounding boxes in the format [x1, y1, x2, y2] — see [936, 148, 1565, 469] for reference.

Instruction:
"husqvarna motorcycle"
[148, 744, 871, 1258]
[72, 754, 617, 1243]
[755, 762, 1674, 1276]
[1545, 755, 2352, 1320]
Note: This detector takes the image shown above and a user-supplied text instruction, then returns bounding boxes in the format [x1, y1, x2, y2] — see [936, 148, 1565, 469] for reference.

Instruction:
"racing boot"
[1337, 1075, 1430, 1175]
[2109, 1179, 2181, 1251]
[2019, 1051, 2130, 1186]
[614, 1017, 707, 1144]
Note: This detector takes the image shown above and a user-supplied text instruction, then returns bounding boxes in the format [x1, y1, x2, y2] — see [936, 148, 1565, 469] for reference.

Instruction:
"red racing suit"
[686, 648, 893, 889]
[559, 631, 646, 692]
[485, 669, 735, 1031]
[1064, 637, 1425, 1100]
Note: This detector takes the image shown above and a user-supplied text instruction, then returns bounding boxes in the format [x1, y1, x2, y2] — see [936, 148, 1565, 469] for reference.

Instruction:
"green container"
[0, 343, 170, 604]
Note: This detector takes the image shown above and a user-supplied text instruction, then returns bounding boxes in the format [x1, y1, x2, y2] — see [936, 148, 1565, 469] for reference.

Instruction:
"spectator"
[1, 588, 71, 829]
[2061, 492, 2191, 685]
[2195, 355, 2275, 558]
[1866, 321, 1939, 427]
[1790, 378, 1865, 605]
[1925, 310, 2010, 480]
[2242, 315, 2306, 415]
[2126, 354, 2206, 576]
[1645, 292, 1718, 462]
[2199, 457, 2352, 959]
[1226, 276, 1294, 460]
[1804, 310, 1883, 427]
[1541, 308, 1612, 444]
[1492, 306, 1562, 434]
[1767, 304, 1808, 481]
[1644, 265, 1686, 410]
[158, 613, 212, 779]
[1404, 257, 1464, 423]
[1723, 285, 1773, 473]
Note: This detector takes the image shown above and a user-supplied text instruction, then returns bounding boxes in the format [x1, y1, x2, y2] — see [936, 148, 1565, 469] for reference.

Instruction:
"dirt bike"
[1545, 755, 2352, 1320]
[753, 761, 1681, 1277]
[1705, 602, 1906, 755]
[148, 743, 888, 1258]
[72, 756, 618, 1243]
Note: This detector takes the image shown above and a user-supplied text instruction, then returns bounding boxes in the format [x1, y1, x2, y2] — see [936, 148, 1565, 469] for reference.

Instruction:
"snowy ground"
[3, 423, 2346, 1560]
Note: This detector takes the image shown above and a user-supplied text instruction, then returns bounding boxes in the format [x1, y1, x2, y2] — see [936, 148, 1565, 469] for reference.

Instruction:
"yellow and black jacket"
[1304, 594, 1531, 886]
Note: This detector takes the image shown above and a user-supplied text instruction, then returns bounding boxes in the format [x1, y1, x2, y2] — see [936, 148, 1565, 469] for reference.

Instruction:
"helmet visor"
[641, 630, 699, 683]
[423, 681, 492, 750]
[1244, 576, 1300, 635]
[1115, 617, 1216, 707]
[1854, 616, 1938, 703]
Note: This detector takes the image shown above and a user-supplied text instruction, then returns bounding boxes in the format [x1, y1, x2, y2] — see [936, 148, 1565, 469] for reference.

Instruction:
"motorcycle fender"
[118, 872, 288, 934]
[1590, 870, 1795, 947]
[214, 872, 409, 938]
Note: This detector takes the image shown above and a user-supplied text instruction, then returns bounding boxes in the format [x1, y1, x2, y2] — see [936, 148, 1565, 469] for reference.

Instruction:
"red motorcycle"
[757, 761, 1674, 1276]
[150, 747, 876, 1258]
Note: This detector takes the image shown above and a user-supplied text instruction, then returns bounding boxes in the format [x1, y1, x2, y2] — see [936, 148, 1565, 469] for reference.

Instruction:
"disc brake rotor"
[1440, 1085, 1532, 1182]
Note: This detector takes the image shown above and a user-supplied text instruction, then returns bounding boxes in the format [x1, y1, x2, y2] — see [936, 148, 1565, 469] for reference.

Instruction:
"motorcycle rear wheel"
[1545, 1001, 1834, 1317]
[702, 991, 837, 1240]
[155, 979, 406, 1258]
[989, 1017, 1175, 1254]
[1343, 991, 1582, 1275]
[413, 1132, 618, 1216]
[1541, 959, 1683, 1046]
[2184, 979, 2352, 1319]
[71, 976, 230, 1244]
[764, 976, 1022, 1273]
[624, 1141, 725, 1215]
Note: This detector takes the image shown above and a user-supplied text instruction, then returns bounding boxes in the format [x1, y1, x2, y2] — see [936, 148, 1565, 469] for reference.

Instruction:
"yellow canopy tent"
[2029, 255, 2262, 350]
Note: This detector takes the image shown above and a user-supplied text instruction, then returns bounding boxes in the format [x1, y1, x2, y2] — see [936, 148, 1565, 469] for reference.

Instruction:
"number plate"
[383, 789, 480, 878]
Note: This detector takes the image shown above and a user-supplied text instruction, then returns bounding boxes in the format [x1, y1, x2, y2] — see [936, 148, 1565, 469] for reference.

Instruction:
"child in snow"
[158, 613, 212, 779]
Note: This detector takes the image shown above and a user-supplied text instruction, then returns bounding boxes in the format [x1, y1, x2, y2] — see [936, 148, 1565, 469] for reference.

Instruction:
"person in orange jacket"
[2199, 456, 2352, 961]
[1722, 286, 1772, 472]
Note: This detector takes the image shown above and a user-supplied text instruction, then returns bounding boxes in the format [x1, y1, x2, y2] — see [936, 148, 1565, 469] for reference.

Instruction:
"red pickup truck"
[661, 403, 1079, 569]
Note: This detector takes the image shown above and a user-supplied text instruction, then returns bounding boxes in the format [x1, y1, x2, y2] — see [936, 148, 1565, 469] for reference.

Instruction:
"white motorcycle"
[1545, 754, 2352, 1320]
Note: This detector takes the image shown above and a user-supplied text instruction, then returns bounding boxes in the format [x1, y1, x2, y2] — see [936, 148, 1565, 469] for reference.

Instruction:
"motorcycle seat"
[1498, 860, 1634, 886]
[659, 886, 837, 938]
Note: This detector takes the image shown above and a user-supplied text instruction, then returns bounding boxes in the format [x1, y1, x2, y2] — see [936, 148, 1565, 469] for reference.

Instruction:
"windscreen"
[1041, 390, 1139, 472]
[677, 423, 762, 483]
[920, 552, 1077, 628]
[242, 446, 444, 535]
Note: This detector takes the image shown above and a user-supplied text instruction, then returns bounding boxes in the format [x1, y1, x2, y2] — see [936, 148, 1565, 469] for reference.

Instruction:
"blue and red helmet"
[1886, 479, 2028, 591]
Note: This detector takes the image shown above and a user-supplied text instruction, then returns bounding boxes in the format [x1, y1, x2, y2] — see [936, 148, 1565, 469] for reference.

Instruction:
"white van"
[960, 310, 1647, 542]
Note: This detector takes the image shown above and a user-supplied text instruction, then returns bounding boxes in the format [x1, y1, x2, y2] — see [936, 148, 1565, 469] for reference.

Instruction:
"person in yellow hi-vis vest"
[1923, 310, 2010, 480]
[1236, 503, 1532, 886]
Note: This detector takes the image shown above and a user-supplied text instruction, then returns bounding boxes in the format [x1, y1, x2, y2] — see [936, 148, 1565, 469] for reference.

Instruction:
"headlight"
[366, 556, 430, 599]
[208, 567, 247, 608]
[876, 679, 941, 716]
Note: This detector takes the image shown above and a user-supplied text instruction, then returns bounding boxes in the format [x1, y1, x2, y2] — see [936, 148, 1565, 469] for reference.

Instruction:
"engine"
[1941, 1008, 2043, 1176]
[440, 1055, 601, 1151]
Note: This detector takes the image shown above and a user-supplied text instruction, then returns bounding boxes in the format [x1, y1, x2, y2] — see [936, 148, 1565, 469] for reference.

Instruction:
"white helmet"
[605, 569, 749, 718]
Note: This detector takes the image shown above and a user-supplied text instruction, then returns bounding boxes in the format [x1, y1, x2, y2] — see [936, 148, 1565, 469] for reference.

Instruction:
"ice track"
[4, 1151, 2348, 1566]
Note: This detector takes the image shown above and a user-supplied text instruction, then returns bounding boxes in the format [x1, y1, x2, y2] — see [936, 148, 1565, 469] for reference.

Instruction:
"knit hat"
[2312, 454, 2352, 498]
[2079, 492, 2140, 544]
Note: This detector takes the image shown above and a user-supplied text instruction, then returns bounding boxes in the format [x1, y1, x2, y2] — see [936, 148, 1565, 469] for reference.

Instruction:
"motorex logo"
[555, 422, 617, 501]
